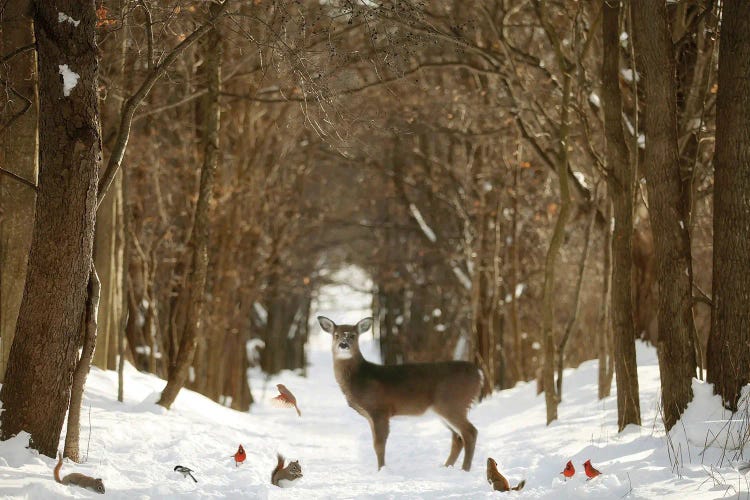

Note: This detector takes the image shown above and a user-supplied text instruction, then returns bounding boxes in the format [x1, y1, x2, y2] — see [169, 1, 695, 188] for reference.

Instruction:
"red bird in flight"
[561, 460, 575, 479]
[232, 444, 246, 467]
[271, 384, 302, 417]
[583, 459, 601, 480]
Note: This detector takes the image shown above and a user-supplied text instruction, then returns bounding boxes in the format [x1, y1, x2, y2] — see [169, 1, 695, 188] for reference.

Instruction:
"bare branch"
[97, 0, 231, 208]
[0, 165, 37, 191]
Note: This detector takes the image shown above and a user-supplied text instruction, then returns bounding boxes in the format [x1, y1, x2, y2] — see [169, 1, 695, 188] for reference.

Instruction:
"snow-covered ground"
[1, 267, 748, 499]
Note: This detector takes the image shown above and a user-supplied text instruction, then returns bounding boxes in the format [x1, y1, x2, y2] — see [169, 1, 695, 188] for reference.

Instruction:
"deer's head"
[317, 316, 373, 360]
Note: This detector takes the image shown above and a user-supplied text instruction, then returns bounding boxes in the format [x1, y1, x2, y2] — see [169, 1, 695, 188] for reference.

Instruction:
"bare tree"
[631, 0, 697, 431]
[601, 0, 640, 430]
[0, 0, 101, 457]
[707, 0, 750, 411]
[0, 0, 37, 382]
[158, 4, 223, 408]
[64, 269, 100, 461]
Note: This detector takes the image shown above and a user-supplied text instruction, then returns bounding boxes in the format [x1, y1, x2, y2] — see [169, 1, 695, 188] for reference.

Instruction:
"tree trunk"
[541, 71, 572, 425]
[119, 166, 131, 402]
[602, 0, 641, 430]
[64, 268, 100, 462]
[158, 14, 222, 409]
[92, 174, 124, 370]
[0, 0, 101, 457]
[260, 278, 285, 375]
[231, 330, 253, 411]
[598, 198, 614, 399]
[490, 196, 505, 390]
[0, 0, 38, 383]
[510, 155, 523, 381]
[707, 0, 750, 411]
[472, 189, 495, 393]
[632, 0, 696, 431]
[377, 287, 405, 365]
[556, 203, 596, 399]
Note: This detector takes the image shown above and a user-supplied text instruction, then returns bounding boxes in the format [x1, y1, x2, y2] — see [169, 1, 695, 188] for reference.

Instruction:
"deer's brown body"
[319, 316, 482, 471]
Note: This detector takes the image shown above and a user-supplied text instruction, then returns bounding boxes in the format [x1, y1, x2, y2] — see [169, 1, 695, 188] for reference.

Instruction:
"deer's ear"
[356, 317, 373, 334]
[318, 316, 335, 333]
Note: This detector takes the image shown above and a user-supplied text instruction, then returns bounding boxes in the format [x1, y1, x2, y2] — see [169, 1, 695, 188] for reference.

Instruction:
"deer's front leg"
[368, 412, 390, 470]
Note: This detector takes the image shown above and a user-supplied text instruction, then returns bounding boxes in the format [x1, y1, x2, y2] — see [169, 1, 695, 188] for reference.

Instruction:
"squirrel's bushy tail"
[271, 454, 284, 486]
[54, 453, 64, 484]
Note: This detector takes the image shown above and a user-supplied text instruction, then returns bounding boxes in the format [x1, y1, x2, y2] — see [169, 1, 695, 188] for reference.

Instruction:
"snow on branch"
[409, 203, 437, 243]
[452, 265, 472, 290]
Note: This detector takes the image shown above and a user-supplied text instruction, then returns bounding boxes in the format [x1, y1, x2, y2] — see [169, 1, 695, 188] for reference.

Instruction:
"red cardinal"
[583, 459, 601, 480]
[271, 384, 302, 417]
[232, 444, 246, 467]
[561, 460, 575, 479]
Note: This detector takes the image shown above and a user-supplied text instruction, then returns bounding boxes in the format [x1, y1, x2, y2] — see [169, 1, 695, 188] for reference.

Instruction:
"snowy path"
[0, 272, 748, 498]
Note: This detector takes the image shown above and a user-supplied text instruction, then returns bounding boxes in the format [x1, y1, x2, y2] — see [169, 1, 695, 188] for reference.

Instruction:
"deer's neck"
[333, 353, 366, 392]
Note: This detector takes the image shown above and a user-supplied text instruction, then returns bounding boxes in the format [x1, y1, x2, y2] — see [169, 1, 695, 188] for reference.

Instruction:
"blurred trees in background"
[0, 0, 747, 455]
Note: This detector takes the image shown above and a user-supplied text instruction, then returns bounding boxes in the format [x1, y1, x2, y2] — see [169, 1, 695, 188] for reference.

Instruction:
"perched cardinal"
[271, 384, 302, 417]
[583, 459, 601, 480]
[232, 444, 246, 467]
[560, 460, 575, 479]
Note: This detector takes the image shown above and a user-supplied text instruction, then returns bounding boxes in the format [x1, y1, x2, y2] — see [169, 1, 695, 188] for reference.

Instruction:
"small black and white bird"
[735, 461, 750, 475]
[174, 465, 198, 482]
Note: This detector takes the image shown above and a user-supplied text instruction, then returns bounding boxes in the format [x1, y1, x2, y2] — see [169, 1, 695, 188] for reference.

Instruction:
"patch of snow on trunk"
[58, 64, 79, 96]
[58, 12, 81, 26]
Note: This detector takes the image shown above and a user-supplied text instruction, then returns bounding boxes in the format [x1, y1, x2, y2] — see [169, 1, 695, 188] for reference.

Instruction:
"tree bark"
[119, 166, 130, 403]
[707, 0, 750, 411]
[0, 0, 101, 457]
[158, 12, 222, 409]
[510, 154, 524, 381]
[92, 174, 124, 370]
[541, 71, 572, 425]
[631, 0, 696, 431]
[64, 268, 100, 462]
[472, 182, 496, 394]
[377, 287, 405, 365]
[598, 198, 614, 399]
[602, 0, 641, 430]
[96, 0, 229, 207]
[0, 0, 38, 383]
[556, 203, 596, 399]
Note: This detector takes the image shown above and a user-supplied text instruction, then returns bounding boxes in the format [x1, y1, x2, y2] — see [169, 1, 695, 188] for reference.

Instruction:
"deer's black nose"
[338, 342, 348, 349]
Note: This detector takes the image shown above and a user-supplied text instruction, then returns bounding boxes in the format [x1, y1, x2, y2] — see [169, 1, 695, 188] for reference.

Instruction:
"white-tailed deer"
[318, 316, 482, 471]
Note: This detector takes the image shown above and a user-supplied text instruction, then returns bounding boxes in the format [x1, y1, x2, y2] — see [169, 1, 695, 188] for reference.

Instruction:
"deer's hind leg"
[457, 419, 477, 471]
[443, 429, 463, 467]
[437, 410, 477, 471]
